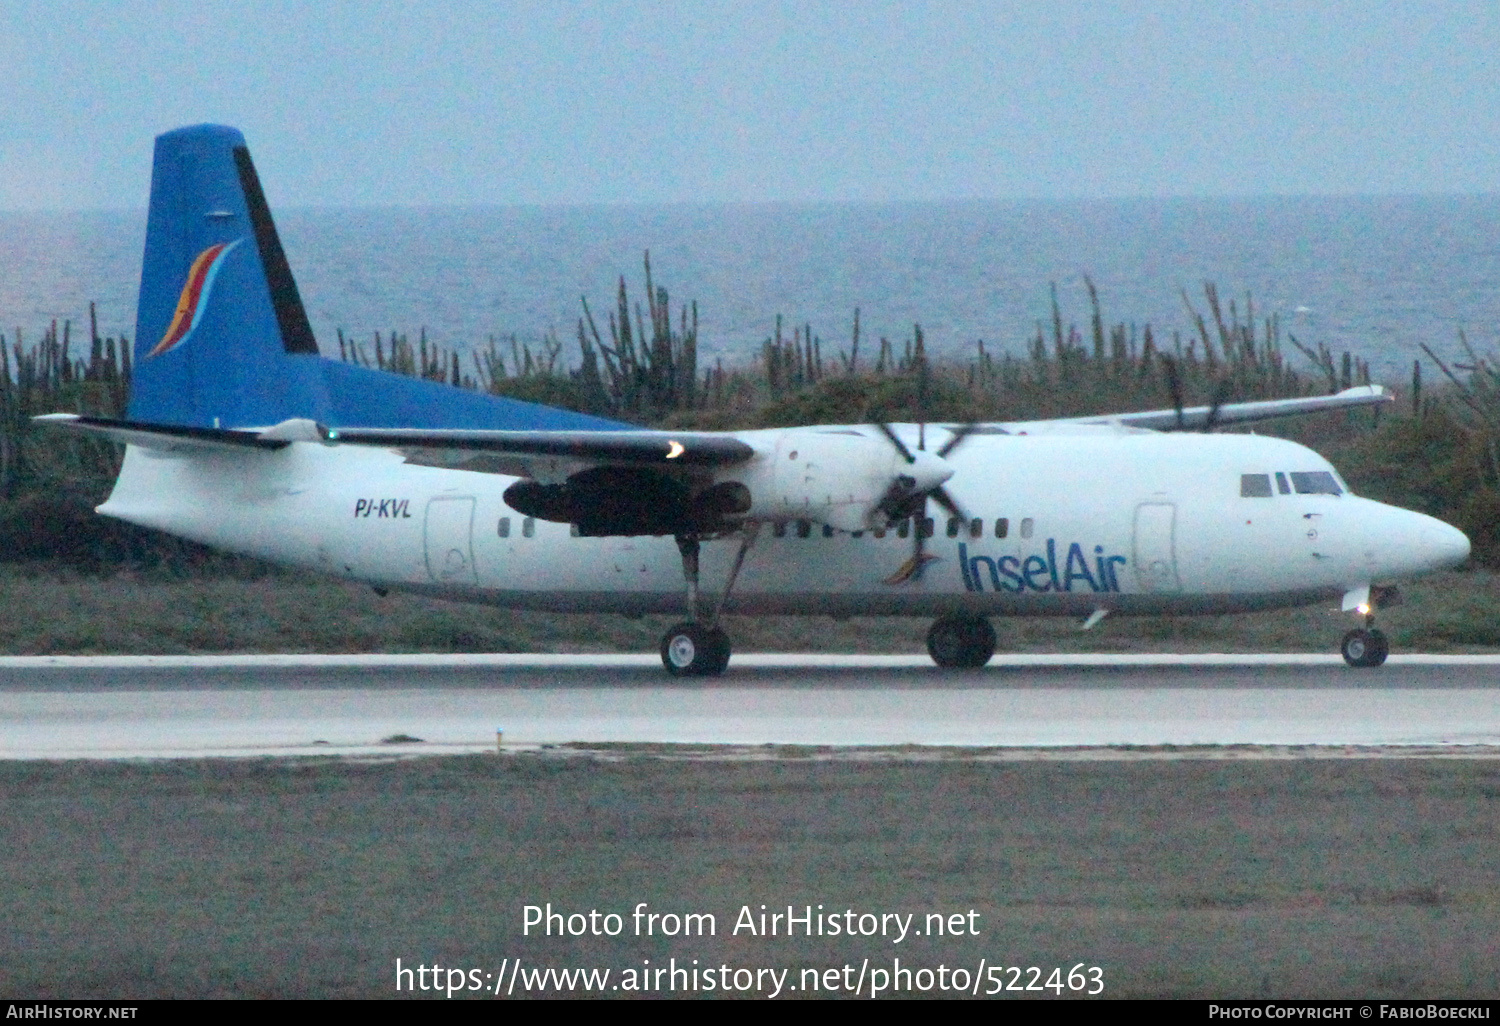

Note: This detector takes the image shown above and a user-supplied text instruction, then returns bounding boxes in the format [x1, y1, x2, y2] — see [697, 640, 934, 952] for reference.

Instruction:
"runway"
[2, 653, 1499, 759]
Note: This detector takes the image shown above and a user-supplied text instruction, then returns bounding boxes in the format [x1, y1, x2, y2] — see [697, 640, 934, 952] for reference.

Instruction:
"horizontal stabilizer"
[34, 413, 287, 453]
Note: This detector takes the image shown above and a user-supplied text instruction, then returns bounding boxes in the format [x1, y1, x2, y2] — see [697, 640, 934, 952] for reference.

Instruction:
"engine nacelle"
[728, 427, 951, 532]
[504, 468, 752, 536]
[500, 426, 953, 538]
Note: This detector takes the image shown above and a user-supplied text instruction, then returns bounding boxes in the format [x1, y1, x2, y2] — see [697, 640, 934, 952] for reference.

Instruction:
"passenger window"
[1020, 517, 1034, 539]
[522, 517, 535, 538]
[1290, 471, 1343, 496]
[947, 517, 961, 538]
[995, 518, 1009, 539]
[773, 522, 787, 538]
[822, 523, 835, 538]
[919, 517, 934, 539]
[796, 519, 812, 539]
[897, 519, 910, 539]
[851, 530, 864, 539]
[873, 526, 887, 539]
[497, 517, 511, 538]
[969, 518, 983, 539]
[1240, 474, 1273, 497]
[1275, 472, 1291, 495]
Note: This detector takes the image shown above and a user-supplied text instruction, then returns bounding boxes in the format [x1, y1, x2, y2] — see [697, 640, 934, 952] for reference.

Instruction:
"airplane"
[39, 125, 1471, 676]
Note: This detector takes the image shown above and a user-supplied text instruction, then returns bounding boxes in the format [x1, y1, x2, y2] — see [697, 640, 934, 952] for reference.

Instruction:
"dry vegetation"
[4, 273, 1499, 653]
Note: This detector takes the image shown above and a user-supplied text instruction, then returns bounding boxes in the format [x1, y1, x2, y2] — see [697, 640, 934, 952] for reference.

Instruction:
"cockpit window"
[1240, 474, 1273, 497]
[1290, 471, 1342, 496]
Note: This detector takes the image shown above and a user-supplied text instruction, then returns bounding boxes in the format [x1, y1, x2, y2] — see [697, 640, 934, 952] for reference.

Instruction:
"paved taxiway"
[2, 653, 1499, 759]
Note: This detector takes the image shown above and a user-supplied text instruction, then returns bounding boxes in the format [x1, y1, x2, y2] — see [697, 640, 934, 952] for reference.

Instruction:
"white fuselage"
[97, 426, 1469, 617]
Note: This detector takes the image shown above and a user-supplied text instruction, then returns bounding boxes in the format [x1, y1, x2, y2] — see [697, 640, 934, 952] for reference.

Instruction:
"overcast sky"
[3, 1, 1499, 210]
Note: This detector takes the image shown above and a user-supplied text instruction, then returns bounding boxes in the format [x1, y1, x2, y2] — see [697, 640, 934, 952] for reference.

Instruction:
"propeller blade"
[882, 547, 939, 585]
[1202, 378, 1233, 432]
[873, 422, 915, 463]
[1161, 355, 1185, 430]
[911, 494, 929, 576]
[936, 422, 980, 459]
[929, 485, 966, 523]
[916, 351, 930, 451]
[881, 492, 943, 585]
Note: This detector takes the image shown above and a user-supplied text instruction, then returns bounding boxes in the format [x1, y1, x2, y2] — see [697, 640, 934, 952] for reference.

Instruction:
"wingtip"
[1336, 384, 1391, 400]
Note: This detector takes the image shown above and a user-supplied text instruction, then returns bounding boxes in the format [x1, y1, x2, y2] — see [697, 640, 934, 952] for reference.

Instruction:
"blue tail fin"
[128, 124, 625, 432]
[128, 125, 328, 427]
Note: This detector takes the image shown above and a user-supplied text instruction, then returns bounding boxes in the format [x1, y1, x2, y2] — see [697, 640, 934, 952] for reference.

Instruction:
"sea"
[3, 196, 1499, 381]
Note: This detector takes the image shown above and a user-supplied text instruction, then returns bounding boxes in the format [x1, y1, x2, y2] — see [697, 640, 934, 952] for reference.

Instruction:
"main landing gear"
[661, 526, 760, 677]
[661, 621, 731, 677]
[926, 613, 997, 669]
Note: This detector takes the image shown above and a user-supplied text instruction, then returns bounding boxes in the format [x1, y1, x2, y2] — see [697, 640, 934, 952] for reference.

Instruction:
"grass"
[4, 754, 1499, 997]
[0, 564, 1493, 655]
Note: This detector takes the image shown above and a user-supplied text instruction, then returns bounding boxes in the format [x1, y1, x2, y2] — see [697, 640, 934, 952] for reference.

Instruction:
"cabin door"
[424, 496, 478, 585]
[1132, 502, 1181, 593]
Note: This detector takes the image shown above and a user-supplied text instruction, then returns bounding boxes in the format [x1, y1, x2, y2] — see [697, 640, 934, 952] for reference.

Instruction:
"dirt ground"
[3, 752, 1498, 999]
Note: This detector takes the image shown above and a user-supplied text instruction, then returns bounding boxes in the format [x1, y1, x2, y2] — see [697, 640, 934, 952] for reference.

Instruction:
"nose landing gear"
[1341, 625, 1389, 667]
[1339, 585, 1395, 667]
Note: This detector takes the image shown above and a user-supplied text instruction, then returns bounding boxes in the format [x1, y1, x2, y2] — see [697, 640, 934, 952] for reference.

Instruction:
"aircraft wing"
[322, 426, 756, 466]
[36, 384, 1390, 464]
[994, 384, 1393, 433]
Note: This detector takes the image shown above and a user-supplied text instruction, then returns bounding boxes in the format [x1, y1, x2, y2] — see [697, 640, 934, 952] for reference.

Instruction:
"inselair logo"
[148, 239, 243, 358]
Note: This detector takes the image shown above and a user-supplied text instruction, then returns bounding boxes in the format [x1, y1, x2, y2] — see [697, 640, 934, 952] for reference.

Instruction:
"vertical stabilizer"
[128, 124, 328, 427]
[124, 124, 628, 434]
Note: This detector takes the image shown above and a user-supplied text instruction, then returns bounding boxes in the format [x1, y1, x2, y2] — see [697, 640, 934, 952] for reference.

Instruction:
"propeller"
[871, 420, 977, 585]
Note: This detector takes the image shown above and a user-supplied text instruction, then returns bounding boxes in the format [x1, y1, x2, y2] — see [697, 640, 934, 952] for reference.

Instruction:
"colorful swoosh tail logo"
[148, 239, 243, 358]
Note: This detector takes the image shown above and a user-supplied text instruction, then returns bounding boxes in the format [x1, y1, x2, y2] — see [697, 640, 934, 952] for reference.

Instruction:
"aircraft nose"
[1419, 516, 1471, 570]
[1360, 505, 1470, 577]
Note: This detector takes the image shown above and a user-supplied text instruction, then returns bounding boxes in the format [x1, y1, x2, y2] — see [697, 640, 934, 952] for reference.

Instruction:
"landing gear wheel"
[702, 625, 731, 675]
[1341, 628, 1389, 668]
[926, 614, 997, 669]
[661, 622, 732, 677]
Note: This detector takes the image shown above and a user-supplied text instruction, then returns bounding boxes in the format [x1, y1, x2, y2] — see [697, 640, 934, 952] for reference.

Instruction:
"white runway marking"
[1, 653, 1499, 758]
[0, 652, 1498, 669]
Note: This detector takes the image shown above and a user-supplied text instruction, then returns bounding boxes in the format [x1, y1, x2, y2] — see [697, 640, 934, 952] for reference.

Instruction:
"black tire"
[703, 625, 732, 675]
[661, 621, 731, 676]
[1341, 628, 1388, 668]
[926, 614, 997, 669]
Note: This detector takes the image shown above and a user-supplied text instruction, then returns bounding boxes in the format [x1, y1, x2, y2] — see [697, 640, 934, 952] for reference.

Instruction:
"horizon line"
[6, 190, 1500, 216]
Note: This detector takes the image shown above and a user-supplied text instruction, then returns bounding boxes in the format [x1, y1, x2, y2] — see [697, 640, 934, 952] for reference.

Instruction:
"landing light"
[1356, 603, 1371, 616]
